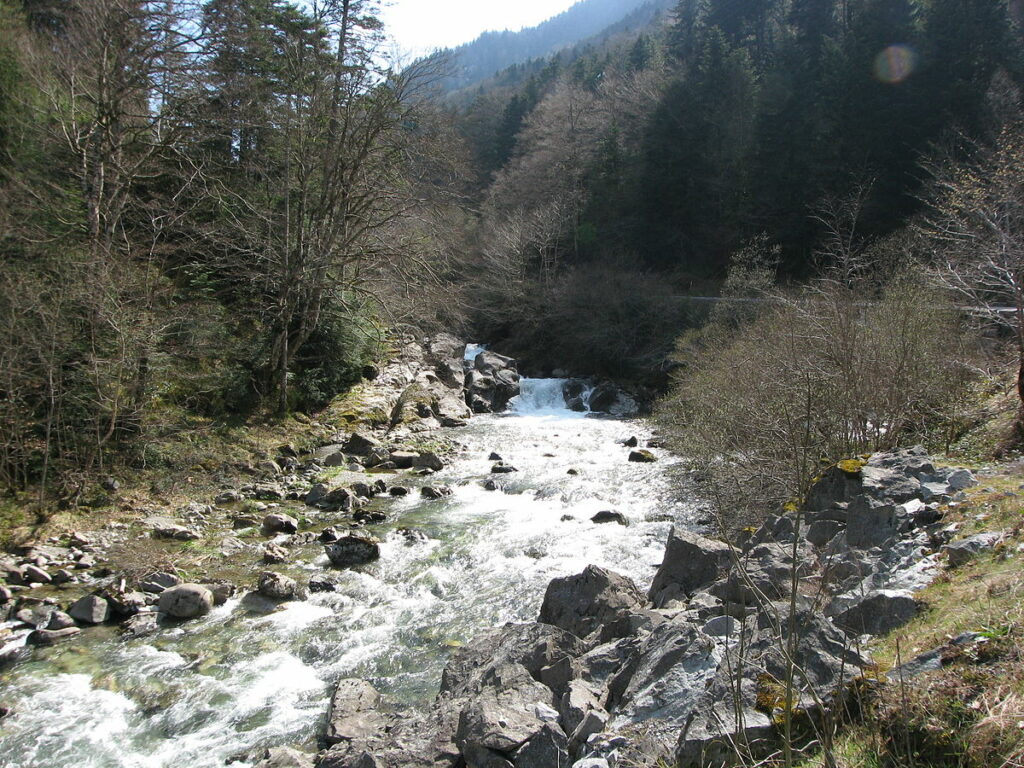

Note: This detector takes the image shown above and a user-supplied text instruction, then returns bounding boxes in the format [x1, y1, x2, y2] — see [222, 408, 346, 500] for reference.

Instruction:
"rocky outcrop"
[466, 351, 520, 414]
[308, 448, 975, 768]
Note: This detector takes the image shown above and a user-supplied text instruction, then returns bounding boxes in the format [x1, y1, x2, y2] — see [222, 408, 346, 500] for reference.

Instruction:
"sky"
[379, 0, 579, 58]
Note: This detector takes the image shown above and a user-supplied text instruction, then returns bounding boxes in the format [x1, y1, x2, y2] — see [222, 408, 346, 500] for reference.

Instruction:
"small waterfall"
[463, 343, 487, 362]
[512, 378, 586, 416]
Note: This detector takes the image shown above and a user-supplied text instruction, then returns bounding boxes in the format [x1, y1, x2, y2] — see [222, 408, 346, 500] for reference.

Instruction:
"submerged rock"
[590, 511, 628, 526]
[325, 535, 381, 568]
[27, 627, 81, 646]
[257, 572, 303, 601]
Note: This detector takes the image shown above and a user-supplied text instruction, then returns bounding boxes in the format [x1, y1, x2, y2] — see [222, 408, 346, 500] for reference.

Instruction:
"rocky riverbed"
[0, 335, 996, 768]
[0, 337, 682, 768]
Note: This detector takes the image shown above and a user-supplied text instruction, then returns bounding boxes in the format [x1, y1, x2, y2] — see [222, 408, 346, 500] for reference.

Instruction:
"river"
[0, 379, 695, 768]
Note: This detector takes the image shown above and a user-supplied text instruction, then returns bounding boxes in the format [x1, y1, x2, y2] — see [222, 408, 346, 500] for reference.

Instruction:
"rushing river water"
[0, 379, 695, 768]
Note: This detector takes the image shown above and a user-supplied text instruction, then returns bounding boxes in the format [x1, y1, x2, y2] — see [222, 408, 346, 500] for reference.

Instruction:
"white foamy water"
[0, 378, 695, 768]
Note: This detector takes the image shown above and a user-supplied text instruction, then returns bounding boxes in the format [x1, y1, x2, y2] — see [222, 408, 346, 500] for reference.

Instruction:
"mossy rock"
[837, 458, 867, 476]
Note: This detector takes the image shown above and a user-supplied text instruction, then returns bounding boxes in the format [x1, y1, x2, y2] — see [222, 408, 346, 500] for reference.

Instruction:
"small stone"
[421, 486, 452, 500]
[628, 450, 657, 463]
[319, 527, 343, 543]
[51, 569, 75, 585]
[946, 468, 977, 491]
[413, 452, 445, 471]
[45, 611, 77, 630]
[152, 524, 200, 542]
[122, 612, 159, 638]
[390, 450, 420, 469]
[263, 543, 289, 564]
[262, 513, 299, 535]
[257, 571, 303, 601]
[389, 486, 410, 497]
[944, 532, 1005, 568]
[22, 565, 52, 584]
[590, 511, 628, 526]
[491, 462, 518, 474]
[215, 490, 243, 506]
[398, 528, 428, 545]
[309, 575, 339, 593]
[140, 572, 182, 593]
[257, 459, 282, 475]
[325, 535, 380, 567]
[203, 581, 236, 606]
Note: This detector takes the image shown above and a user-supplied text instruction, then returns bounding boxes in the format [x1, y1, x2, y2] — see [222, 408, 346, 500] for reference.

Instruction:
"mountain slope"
[437, 0, 673, 92]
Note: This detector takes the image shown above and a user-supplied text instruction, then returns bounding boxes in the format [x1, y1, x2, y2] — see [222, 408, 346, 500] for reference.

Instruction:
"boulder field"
[312, 447, 991, 768]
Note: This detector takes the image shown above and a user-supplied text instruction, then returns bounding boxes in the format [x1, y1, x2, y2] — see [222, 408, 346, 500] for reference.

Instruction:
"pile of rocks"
[310, 448, 991, 768]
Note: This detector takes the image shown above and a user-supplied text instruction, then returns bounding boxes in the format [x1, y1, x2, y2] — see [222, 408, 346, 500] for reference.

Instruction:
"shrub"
[658, 269, 973, 524]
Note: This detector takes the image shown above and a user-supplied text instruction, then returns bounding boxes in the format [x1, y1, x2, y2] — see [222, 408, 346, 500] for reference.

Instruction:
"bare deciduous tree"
[923, 122, 1024, 408]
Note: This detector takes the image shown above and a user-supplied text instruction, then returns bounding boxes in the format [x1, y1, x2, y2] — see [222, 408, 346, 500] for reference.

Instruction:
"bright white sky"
[379, 0, 579, 58]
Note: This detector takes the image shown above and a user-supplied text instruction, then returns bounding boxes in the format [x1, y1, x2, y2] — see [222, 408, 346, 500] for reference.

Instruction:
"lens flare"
[874, 44, 917, 84]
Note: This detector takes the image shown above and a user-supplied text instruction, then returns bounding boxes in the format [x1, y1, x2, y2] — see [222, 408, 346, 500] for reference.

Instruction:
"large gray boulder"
[325, 679, 387, 745]
[441, 623, 585, 699]
[455, 666, 555, 755]
[317, 705, 462, 768]
[832, 589, 919, 635]
[846, 497, 899, 548]
[709, 542, 813, 606]
[425, 333, 468, 390]
[538, 565, 644, 641]
[466, 353, 521, 414]
[648, 528, 733, 607]
[158, 583, 214, 619]
[608, 620, 721, 732]
[512, 722, 570, 768]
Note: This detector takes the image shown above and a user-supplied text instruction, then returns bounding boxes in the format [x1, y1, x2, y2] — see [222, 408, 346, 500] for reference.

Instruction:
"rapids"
[0, 379, 695, 768]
